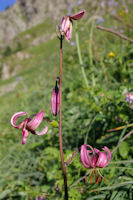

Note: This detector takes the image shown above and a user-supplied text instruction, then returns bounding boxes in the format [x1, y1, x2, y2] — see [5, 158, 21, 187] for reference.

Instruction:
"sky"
[0, 0, 16, 12]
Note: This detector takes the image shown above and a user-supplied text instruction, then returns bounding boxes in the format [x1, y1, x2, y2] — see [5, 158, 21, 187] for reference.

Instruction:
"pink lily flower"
[80, 144, 111, 168]
[60, 10, 85, 42]
[80, 144, 111, 183]
[51, 82, 60, 116]
[11, 111, 48, 144]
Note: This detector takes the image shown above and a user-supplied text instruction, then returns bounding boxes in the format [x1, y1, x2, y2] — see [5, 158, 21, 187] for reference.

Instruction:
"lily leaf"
[50, 120, 59, 128]
[119, 141, 129, 159]
[108, 123, 133, 132]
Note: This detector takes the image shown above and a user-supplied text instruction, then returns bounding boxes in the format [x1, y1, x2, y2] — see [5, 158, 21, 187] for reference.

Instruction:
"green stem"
[88, 20, 96, 88]
[112, 129, 133, 153]
[75, 22, 89, 88]
[88, 21, 94, 67]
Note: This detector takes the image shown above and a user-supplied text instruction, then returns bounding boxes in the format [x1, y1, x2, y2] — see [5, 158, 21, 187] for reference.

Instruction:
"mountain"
[0, 0, 75, 46]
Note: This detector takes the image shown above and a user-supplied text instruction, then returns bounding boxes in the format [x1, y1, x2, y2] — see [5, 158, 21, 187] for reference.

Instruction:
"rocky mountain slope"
[0, 0, 75, 46]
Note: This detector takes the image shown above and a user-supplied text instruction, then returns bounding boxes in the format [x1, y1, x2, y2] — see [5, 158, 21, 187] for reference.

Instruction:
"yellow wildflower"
[108, 52, 115, 58]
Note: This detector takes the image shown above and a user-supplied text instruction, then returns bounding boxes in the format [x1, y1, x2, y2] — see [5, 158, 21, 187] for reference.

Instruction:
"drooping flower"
[11, 111, 48, 144]
[51, 81, 60, 116]
[80, 144, 111, 183]
[80, 144, 111, 168]
[60, 10, 85, 42]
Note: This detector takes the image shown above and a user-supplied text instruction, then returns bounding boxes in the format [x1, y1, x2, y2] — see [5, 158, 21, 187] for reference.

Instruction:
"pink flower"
[11, 111, 48, 144]
[51, 82, 60, 116]
[80, 144, 111, 169]
[80, 144, 111, 183]
[126, 93, 133, 103]
[126, 93, 133, 109]
[60, 10, 85, 42]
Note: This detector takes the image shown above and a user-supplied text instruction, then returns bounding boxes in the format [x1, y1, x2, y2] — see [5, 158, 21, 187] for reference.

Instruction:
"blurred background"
[0, 0, 133, 199]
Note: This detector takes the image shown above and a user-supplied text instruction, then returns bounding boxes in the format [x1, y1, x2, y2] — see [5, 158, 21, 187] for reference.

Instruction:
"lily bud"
[51, 82, 60, 116]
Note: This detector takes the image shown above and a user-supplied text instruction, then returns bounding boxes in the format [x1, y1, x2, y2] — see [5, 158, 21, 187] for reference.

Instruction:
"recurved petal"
[22, 120, 29, 144]
[80, 145, 93, 168]
[86, 145, 97, 168]
[96, 146, 111, 168]
[60, 17, 66, 32]
[11, 111, 27, 129]
[70, 10, 85, 20]
[22, 128, 29, 144]
[96, 151, 108, 168]
[80, 145, 89, 168]
[27, 110, 44, 130]
[61, 17, 70, 33]
[102, 146, 112, 167]
[94, 148, 100, 153]
[35, 126, 48, 135]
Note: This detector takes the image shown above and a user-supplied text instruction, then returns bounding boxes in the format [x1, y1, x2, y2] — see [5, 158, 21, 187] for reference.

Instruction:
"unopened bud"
[51, 82, 59, 116]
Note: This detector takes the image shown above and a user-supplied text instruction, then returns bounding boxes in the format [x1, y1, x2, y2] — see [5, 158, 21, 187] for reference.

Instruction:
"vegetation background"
[0, 0, 133, 199]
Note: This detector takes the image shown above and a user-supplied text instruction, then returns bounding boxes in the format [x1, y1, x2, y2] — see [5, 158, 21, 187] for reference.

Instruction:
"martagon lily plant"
[11, 9, 133, 200]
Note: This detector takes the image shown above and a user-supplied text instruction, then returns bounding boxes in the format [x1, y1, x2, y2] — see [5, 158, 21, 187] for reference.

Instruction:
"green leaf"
[0, 190, 11, 199]
[87, 194, 106, 200]
[89, 181, 133, 192]
[119, 141, 129, 159]
[49, 120, 59, 128]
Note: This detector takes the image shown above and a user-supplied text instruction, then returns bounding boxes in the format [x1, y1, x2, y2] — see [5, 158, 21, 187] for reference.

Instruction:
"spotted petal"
[27, 110, 44, 130]
[65, 22, 73, 42]
[11, 111, 27, 129]
[61, 17, 70, 33]
[70, 10, 85, 20]
[102, 146, 111, 167]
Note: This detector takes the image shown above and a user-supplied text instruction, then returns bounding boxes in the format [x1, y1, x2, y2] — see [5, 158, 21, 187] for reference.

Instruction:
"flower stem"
[96, 25, 133, 43]
[69, 170, 91, 189]
[112, 129, 133, 153]
[59, 35, 68, 200]
[65, 149, 79, 167]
